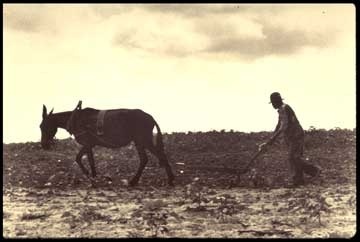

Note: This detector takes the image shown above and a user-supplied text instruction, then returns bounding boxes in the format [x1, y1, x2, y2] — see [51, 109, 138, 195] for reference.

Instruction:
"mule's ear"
[49, 108, 54, 115]
[42, 105, 47, 119]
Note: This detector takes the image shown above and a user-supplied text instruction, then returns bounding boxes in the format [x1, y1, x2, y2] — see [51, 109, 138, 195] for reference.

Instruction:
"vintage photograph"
[3, 3, 356, 238]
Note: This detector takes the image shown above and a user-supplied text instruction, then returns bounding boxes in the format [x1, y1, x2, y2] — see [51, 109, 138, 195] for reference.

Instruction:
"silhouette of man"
[259, 92, 320, 187]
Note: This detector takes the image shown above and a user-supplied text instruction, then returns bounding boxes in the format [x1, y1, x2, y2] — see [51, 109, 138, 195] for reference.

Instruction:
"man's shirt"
[277, 103, 304, 143]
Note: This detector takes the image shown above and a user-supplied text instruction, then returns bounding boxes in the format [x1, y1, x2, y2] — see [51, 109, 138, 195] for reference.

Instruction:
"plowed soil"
[3, 129, 356, 238]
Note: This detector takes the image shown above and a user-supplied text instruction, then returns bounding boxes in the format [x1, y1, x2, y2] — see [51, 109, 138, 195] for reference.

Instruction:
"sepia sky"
[3, 4, 356, 143]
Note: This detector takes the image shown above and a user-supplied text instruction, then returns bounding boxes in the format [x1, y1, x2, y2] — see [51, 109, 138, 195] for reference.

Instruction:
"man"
[259, 92, 320, 187]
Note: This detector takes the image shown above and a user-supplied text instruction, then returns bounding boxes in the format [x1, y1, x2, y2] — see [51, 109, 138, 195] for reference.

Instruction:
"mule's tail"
[153, 120, 164, 151]
[153, 119, 170, 168]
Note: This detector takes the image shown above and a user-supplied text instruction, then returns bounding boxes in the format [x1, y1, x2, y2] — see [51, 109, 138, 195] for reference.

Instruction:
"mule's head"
[40, 105, 57, 150]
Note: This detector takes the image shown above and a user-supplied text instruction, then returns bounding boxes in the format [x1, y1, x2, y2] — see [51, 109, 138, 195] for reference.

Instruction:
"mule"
[40, 102, 174, 186]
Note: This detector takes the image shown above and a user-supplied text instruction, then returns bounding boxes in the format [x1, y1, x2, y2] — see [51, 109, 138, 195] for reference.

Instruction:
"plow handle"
[238, 147, 266, 175]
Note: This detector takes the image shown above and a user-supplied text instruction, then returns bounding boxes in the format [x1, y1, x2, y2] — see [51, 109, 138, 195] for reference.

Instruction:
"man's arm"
[259, 106, 289, 150]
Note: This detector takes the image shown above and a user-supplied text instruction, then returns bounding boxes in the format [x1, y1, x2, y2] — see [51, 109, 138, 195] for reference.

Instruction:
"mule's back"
[75, 108, 155, 146]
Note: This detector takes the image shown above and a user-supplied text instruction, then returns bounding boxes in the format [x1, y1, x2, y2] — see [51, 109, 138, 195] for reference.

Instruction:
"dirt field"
[3, 129, 356, 238]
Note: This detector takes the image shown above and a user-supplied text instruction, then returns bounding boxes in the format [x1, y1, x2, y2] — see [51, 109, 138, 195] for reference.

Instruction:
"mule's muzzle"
[41, 139, 55, 150]
[41, 136, 56, 150]
[41, 142, 51, 150]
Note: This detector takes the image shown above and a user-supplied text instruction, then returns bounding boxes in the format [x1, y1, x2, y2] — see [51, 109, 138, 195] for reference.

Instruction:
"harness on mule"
[66, 101, 116, 147]
[96, 110, 107, 136]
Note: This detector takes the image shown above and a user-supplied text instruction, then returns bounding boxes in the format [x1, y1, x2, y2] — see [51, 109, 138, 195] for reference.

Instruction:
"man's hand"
[258, 142, 269, 151]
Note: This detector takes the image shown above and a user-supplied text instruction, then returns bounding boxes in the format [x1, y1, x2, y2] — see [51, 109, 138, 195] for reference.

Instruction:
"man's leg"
[289, 140, 305, 186]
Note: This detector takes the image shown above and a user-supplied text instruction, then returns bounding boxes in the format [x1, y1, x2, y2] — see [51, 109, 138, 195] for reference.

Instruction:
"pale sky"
[3, 4, 356, 143]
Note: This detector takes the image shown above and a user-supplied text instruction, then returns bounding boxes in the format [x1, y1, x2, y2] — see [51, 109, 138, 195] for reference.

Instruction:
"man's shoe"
[291, 176, 305, 187]
[310, 168, 321, 179]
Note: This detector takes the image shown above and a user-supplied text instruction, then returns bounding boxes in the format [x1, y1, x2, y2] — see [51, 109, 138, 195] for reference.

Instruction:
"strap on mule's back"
[97, 110, 107, 136]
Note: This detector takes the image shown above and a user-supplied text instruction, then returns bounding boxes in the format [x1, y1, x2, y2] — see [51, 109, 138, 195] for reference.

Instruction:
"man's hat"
[269, 92, 284, 104]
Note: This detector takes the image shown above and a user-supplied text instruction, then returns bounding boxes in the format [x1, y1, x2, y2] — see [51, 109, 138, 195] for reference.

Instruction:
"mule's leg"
[147, 144, 175, 186]
[75, 146, 90, 177]
[129, 144, 149, 187]
[87, 147, 97, 178]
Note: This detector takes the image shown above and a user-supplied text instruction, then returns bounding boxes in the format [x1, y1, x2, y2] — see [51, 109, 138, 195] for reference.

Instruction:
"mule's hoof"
[88, 177, 97, 188]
